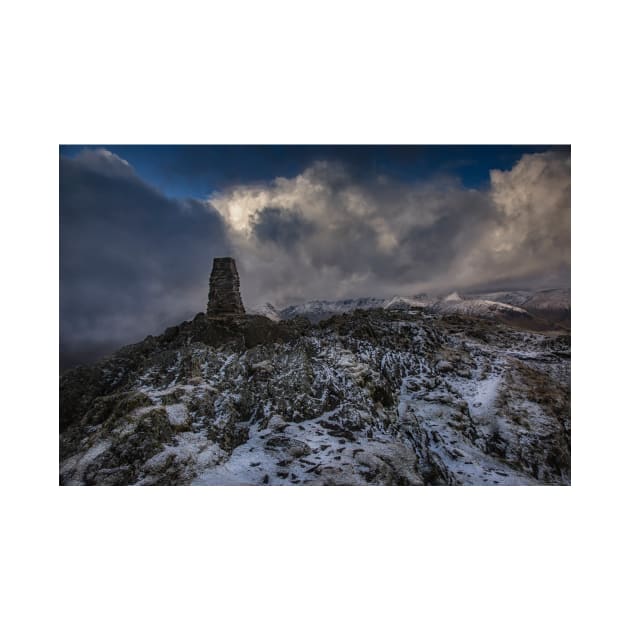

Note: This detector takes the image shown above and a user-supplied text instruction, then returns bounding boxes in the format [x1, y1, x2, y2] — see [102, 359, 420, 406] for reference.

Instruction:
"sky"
[59, 145, 570, 369]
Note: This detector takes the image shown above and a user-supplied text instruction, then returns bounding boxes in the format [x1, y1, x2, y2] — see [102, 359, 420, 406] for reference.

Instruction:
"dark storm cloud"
[60, 149, 230, 369]
[251, 207, 315, 247]
[61, 145, 564, 195]
[382, 186, 494, 282]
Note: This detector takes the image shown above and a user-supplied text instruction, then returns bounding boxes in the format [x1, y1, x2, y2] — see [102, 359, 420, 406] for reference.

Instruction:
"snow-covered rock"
[431, 298, 532, 319]
[248, 302, 281, 322]
[280, 297, 387, 322]
[444, 291, 462, 302]
[384, 295, 429, 310]
[60, 308, 570, 486]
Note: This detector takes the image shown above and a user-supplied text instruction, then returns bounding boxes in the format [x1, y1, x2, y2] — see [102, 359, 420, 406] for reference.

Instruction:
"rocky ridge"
[60, 308, 570, 485]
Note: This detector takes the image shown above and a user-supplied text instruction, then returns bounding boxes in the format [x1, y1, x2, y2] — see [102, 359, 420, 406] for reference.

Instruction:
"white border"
[3, 1, 627, 629]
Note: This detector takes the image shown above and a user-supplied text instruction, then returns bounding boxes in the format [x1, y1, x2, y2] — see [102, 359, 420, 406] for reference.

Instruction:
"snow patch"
[444, 291, 462, 302]
[165, 403, 188, 426]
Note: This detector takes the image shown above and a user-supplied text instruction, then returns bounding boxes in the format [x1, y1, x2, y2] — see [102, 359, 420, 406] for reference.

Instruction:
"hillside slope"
[60, 310, 570, 485]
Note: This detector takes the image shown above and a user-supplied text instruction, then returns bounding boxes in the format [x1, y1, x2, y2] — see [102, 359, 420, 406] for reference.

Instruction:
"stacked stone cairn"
[207, 257, 246, 317]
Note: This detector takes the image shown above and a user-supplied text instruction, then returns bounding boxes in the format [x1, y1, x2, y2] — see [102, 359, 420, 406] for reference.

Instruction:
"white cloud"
[208, 151, 570, 308]
[453, 151, 571, 287]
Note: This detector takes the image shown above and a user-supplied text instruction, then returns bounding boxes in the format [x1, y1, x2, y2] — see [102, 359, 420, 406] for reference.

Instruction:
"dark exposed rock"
[59, 311, 311, 436]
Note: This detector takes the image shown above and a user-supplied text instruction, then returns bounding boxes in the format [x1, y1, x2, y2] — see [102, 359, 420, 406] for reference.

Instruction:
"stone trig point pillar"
[207, 257, 246, 317]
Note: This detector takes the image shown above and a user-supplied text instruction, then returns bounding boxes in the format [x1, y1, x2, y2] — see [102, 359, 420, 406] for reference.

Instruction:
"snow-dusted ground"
[60, 309, 570, 485]
[193, 410, 423, 486]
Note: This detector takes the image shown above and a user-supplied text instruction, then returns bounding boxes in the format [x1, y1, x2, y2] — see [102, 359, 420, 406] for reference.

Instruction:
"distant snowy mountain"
[384, 295, 430, 310]
[279, 289, 570, 329]
[469, 289, 571, 326]
[468, 290, 533, 307]
[248, 302, 281, 322]
[430, 298, 532, 319]
[443, 291, 462, 302]
[280, 297, 387, 322]
[519, 289, 571, 325]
